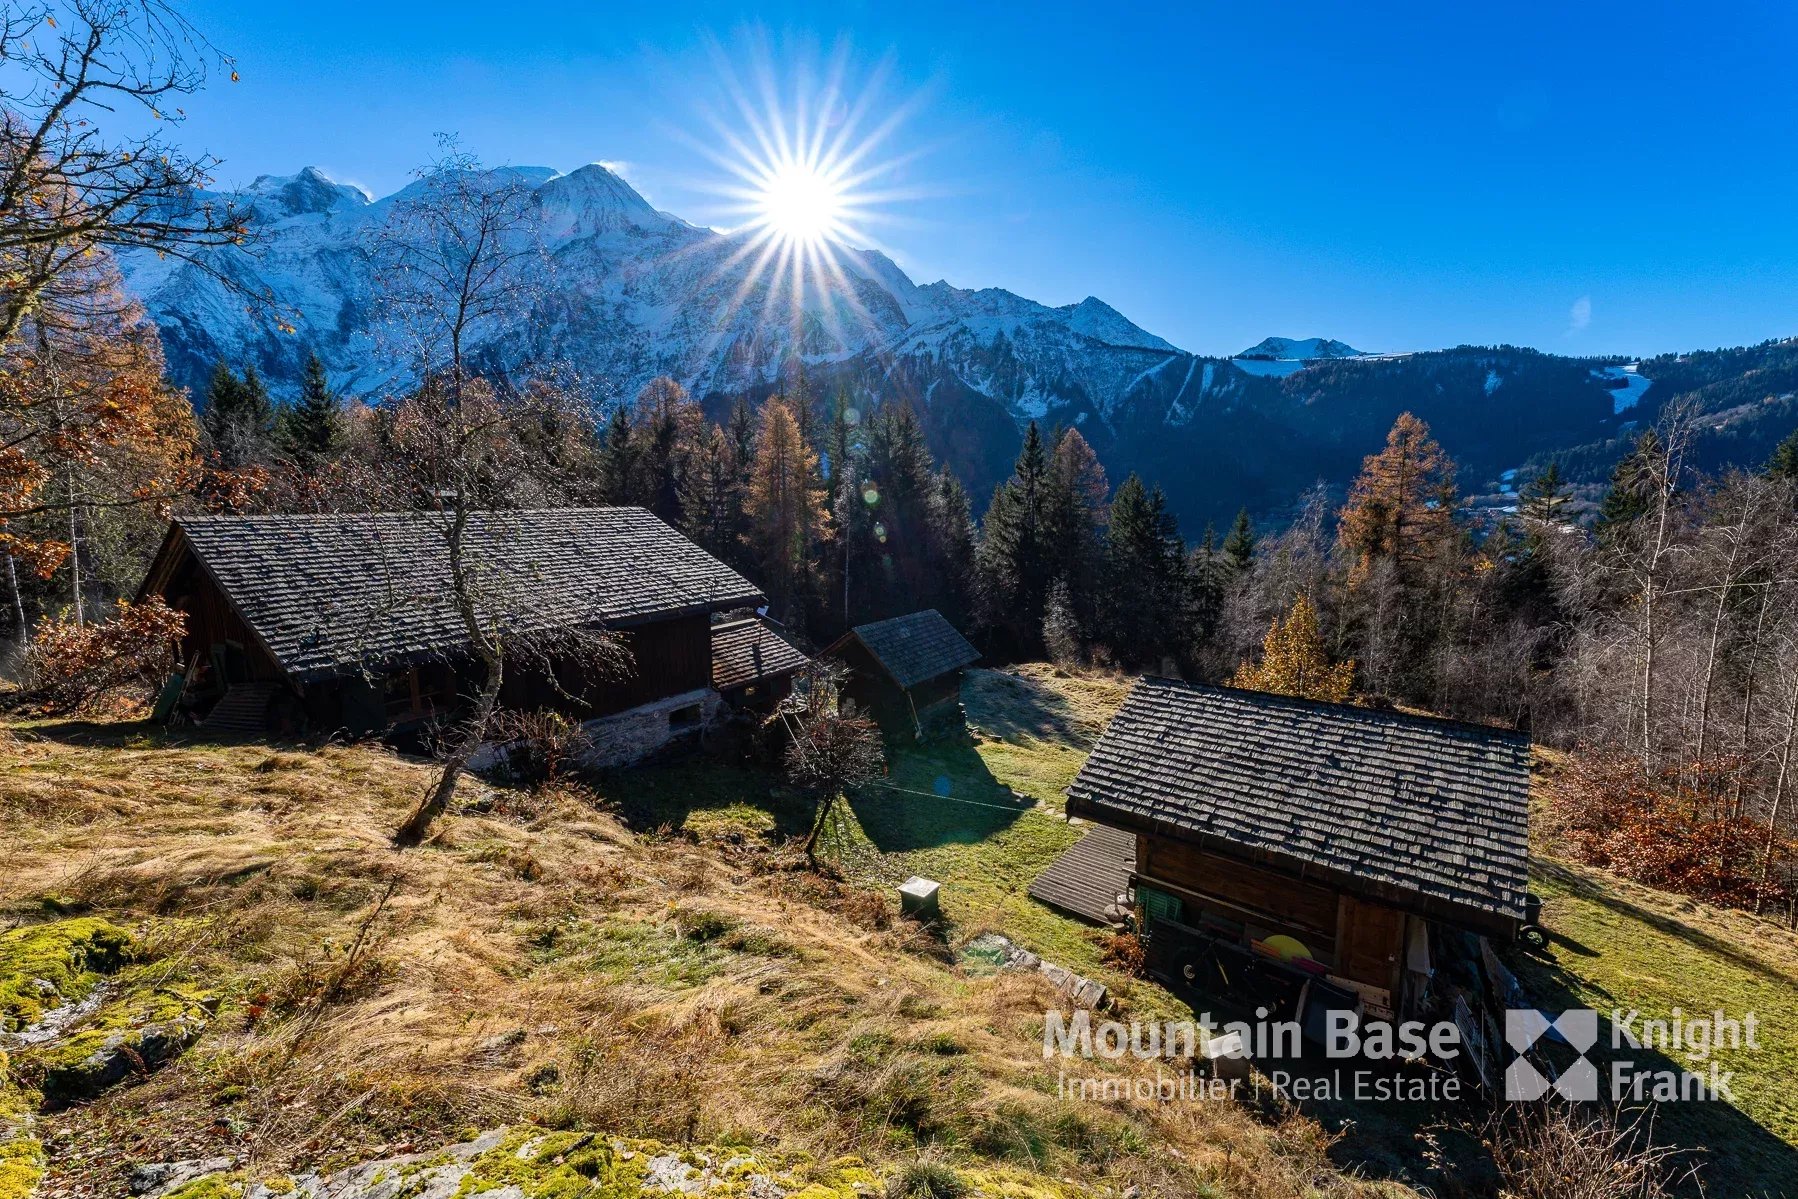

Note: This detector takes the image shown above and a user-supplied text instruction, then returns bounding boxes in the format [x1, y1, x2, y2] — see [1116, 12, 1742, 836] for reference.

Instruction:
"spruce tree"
[975, 422, 1053, 656]
[278, 353, 343, 469]
[1043, 428, 1109, 641]
[1101, 473, 1185, 668]
[1222, 507, 1256, 573]
[1519, 460, 1568, 525]
[927, 470, 976, 628]
[202, 361, 275, 469]
[1766, 428, 1798, 482]
[597, 406, 640, 505]
[1595, 430, 1664, 542]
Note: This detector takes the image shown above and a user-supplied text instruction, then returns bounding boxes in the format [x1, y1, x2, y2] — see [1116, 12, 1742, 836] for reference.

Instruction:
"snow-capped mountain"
[122, 164, 1201, 424]
[1237, 336, 1368, 361]
[121, 164, 1640, 526]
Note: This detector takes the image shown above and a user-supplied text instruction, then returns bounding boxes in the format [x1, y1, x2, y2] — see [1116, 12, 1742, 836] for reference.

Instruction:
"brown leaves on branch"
[1230, 593, 1356, 704]
[1546, 750, 1791, 911]
[17, 593, 185, 713]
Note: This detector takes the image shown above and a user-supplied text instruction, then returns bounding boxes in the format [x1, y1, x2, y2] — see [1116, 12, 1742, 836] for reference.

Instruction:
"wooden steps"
[203, 682, 278, 735]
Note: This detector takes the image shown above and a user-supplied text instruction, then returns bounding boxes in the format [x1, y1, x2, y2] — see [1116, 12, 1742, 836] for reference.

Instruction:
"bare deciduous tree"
[0, 0, 251, 345]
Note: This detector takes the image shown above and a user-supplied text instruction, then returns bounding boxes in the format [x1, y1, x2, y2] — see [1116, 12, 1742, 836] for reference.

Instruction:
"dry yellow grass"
[0, 714, 1414, 1199]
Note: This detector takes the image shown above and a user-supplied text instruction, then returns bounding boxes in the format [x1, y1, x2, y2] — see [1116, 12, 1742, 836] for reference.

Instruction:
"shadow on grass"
[1503, 934, 1798, 1198]
[847, 730, 1031, 854]
[1535, 860, 1798, 992]
[962, 669, 1098, 747]
[599, 755, 815, 843]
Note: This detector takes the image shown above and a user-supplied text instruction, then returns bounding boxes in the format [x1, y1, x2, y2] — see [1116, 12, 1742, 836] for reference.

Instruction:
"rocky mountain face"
[122, 165, 1669, 527]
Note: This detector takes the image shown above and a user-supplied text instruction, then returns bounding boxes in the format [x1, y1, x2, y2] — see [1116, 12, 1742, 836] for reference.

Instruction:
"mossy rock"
[18, 980, 215, 1107]
[0, 918, 133, 1032]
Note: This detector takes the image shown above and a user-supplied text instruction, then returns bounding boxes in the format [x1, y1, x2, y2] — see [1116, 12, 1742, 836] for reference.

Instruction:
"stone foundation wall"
[578, 687, 722, 768]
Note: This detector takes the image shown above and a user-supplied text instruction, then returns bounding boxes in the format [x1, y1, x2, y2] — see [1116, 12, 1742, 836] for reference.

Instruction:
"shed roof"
[1065, 678, 1531, 932]
[711, 616, 810, 692]
[830, 609, 979, 690]
[144, 508, 763, 684]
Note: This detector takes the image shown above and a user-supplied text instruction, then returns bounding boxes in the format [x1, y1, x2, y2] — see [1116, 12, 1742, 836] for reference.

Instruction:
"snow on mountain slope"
[1237, 335, 1368, 360]
[118, 163, 1195, 440]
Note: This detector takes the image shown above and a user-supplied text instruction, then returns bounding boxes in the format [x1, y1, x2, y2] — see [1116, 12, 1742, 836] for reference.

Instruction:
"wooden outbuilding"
[826, 609, 979, 739]
[138, 507, 805, 760]
[1060, 678, 1530, 1021]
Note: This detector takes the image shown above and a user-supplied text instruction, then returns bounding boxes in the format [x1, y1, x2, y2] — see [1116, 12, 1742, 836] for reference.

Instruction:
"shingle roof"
[711, 617, 809, 692]
[836, 610, 979, 690]
[157, 508, 763, 684]
[1065, 678, 1531, 929]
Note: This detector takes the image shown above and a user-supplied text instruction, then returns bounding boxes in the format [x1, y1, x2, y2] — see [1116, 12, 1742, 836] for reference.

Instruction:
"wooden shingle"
[836, 610, 978, 690]
[155, 508, 763, 684]
[1066, 678, 1531, 929]
[710, 617, 809, 691]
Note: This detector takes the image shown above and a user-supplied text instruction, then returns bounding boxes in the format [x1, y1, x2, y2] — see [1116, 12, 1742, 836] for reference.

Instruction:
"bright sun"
[756, 161, 848, 247]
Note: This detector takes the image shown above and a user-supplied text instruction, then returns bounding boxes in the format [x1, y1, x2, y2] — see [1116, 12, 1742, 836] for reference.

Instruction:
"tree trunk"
[1733, 586, 1773, 820]
[1693, 528, 1745, 775]
[1755, 658, 1798, 913]
[394, 653, 502, 847]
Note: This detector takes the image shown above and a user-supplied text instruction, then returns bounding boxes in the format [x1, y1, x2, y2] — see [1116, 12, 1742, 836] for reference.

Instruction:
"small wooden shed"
[710, 615, 810, 711]
[1063, 678, 1530, 1019]
[826, 609, 979, 739]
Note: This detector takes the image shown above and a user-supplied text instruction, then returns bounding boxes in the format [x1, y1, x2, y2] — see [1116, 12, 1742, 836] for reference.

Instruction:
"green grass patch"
[1515, 858, 1798, 1197]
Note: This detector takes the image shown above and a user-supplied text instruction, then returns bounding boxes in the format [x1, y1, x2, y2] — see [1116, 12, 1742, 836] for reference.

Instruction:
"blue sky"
[172, 0, 1798, 358]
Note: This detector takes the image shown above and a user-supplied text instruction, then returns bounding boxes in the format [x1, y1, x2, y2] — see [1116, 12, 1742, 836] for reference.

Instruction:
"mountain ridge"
[118, 164, 1793, 528]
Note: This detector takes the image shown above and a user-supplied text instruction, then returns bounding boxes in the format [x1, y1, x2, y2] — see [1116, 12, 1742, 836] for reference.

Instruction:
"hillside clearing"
[0, 669, 1401, 1199]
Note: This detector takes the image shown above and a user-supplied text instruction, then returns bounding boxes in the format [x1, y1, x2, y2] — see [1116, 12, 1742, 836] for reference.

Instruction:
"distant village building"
[826, 609, 979, 739]
[1042, 677, 1530, 1023]
[138, 508, 808, 763]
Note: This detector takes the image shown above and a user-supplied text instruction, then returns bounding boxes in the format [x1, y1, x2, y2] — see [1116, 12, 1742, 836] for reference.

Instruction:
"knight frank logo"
[1504, 1008, 1600, 1100]
[1504, 1007, 1757, 1103]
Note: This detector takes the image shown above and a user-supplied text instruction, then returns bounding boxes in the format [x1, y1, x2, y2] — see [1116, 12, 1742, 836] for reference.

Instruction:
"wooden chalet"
[1057, 678, 1530, 1022]
[138, 508, 809, 761]
[826, 609, 979, 739]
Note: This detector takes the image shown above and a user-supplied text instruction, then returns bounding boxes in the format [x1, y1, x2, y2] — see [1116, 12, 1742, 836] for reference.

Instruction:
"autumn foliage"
[1230, 593, 1356, 703]
[1546, 751, 1791, 911]
[19, 596, 187, 714]
[1337, 410, 1458, 583]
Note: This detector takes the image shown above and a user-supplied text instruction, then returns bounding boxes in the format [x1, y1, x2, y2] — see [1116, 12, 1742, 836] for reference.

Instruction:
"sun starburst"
[674, 42, 930, 354]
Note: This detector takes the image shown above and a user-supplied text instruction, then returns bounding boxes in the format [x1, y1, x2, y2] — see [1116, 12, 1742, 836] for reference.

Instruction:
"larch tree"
[1043, 427, 1109, 636]
[744, 396, 827, 630]
[1337, 411, 1458, 584]
[1230, 593, 1355, 704]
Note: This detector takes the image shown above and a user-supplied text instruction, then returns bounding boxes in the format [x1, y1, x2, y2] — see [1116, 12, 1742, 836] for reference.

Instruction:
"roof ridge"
[1138, 675, 1531, 745]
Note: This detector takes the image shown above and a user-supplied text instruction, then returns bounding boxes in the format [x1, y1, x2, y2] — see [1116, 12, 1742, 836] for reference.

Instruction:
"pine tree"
[201, 361, 275, 469]
[1595, 430, 1664, 542]
[1043, 427, 1109, 639]
[975, 422, 1054, 655]
[1222, 507, 1256, 573]
[745, 398, 828, 629]
[277, 353, 342, 469]
[1229, 593, 1355, 703]
[728, 397, 756, 481]
[1765, 428, 1798, 482]
[1101, 473, 1186, 668]
[597, 406, 641, 505]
